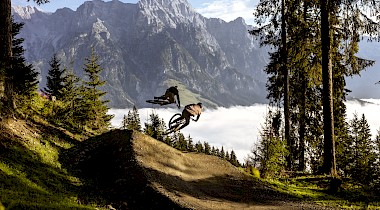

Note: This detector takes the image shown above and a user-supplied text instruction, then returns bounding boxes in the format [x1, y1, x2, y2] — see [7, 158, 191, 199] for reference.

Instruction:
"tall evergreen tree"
[1, 0, 46, 114]
[174, 133, 187, 151]
[204, 142, 211, 155]
[187, 135, 195, 152]
[230, 150, 240, 167]
[250, 109, 287, 178]
[81, 48, 113, 131]
[220, 146, 226, 159]
[44, 54, 65, 98]
[10, 20, 39, 99]
[125, 106, 142, 131]
[195, 141, 204, 153]
[345, 113, 376, 184]
[320, 0, 336, 176]
[144, 112, 165, 141]
[121, 114, 128, 130]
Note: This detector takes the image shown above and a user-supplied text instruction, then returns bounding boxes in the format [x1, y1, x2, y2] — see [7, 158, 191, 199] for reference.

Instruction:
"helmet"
[197, 102, 203, 107]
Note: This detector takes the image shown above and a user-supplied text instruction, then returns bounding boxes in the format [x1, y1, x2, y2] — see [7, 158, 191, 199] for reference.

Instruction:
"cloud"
[109, 104, 269, 163]
[346, 99, 380, 136]
[109, 99, 380, 164]
[195, 0, 259, 25]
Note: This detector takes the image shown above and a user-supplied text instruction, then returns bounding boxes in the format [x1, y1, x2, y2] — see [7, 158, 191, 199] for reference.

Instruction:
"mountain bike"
[146, 98, 171, 106]
[164, 113, 186, 134]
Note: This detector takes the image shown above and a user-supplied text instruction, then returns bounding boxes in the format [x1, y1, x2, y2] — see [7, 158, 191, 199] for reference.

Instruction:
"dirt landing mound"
[64, 129, 333, 210]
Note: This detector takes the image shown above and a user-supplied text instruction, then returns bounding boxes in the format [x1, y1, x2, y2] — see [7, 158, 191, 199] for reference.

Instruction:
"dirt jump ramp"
[64, 129, 334, 210]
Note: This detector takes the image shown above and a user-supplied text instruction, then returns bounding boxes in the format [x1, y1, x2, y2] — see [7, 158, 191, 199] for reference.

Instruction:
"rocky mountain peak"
[138, 0, 204, 28]
[11, 5, 46, 19]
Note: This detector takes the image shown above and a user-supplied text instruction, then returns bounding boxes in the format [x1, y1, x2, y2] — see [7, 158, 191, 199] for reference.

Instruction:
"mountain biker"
[170, 102, 202, 132]
[154, 86, 181, 108]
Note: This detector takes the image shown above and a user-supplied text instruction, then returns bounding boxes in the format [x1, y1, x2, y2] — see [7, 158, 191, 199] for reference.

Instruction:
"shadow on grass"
[0, 130, 89, 209]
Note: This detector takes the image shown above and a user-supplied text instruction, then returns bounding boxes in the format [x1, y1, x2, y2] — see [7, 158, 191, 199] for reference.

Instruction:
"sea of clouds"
[109, 99, 380, 163]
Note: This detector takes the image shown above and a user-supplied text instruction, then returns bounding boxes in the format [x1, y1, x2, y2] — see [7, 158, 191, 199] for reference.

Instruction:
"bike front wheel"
[168, 113, 182, 129]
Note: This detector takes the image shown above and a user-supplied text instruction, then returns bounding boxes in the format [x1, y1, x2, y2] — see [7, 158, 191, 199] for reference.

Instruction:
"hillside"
[64, 129, 335, 209]
[1, 118, 338, 209]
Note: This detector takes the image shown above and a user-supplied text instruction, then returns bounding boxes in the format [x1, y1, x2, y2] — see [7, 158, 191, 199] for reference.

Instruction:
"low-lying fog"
[109, 99, 380, 163]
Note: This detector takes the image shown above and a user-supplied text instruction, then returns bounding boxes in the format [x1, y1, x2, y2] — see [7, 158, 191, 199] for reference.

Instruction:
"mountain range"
[11, 0, 270, 108]
[11, 0, 380, 108]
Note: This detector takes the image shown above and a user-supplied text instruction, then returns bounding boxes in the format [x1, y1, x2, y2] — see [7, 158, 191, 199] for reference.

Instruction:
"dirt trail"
[132, 131, 334, 210]
[66, 130, 335, 210]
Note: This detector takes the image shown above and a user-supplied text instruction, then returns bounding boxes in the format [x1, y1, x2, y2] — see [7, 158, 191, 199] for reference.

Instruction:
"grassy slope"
[0, 118, 104, 210]
[1, 117, 379, 209]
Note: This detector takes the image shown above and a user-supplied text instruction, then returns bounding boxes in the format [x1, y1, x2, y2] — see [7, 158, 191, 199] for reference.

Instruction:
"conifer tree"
[225, 151, 230, 161]
[144, 112, 165, 141]
[229, 150, 240, 167]
[44, 54, 65, 98]
[57, 65, 83, 129]
[125, 106, 141, 131]
[175, 133, 187, 151]
[220, 146, 225, 159]
[373, 130, 380, 186]
[121, 114, 128, 130]
[215, 148, 220, 157]
[204, 142, 211, 155]
[345, 113, 376, 184]
[9, 20, 39, 99]
[187, 135, 195, 152]
[1, 0, 46, 113]
[251, 109, 287, 178]
[163, 135, 173, 147]
[81, 48, 113, 131]
[195, 141, 204, 153]
[211, 146, 216, 156]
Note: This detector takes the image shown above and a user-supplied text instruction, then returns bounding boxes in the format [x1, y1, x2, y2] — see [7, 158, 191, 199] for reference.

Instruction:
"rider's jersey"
[167, 86, 179, 95]
[185, 104, 202, 116]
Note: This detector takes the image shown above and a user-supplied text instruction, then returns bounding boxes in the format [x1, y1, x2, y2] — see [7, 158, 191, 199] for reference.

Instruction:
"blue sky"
[11, 0, 258, 25]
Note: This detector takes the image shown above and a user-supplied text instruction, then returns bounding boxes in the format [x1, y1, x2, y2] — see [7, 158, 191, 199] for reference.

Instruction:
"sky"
[11, 0, 259, 25]
[109, 99, 380, 164]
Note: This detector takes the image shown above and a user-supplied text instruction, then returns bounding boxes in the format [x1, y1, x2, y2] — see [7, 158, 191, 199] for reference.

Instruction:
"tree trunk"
[282, 0, 292, 170]
[0, 0, 12, 100]
[298, 0, 308, 172]
[321, 0, 337, 176]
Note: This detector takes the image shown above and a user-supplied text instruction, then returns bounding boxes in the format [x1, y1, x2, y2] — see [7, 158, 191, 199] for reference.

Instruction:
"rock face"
[12, 0, 269, 108]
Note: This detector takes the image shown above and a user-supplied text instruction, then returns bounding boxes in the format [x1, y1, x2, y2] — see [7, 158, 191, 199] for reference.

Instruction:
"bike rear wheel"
[146, 99, 168, 105]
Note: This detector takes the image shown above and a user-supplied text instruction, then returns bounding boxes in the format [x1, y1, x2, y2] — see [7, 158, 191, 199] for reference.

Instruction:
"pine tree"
[225, 151, 230, 161]
[204, 142, 211, 155]
[250, 109, 287, 178]
[215, 148, 220, 157]
[195, 141, 204, 153]
[10, 20, 39, 99]
[121, 114, 128, 129]
[144, 112, 165, 141]
[230, 150, 240, 167]
[220, 146, 225, 159]
[125, 106, 142, 131]
[373, 130, 380, 186]
[187, 135, 195, 152]
[175, 133, 187, 151]
[81, 48, 113, 131]
[211, 146, 216, 156]
[345, 113, 376, 184]
[44, 54, 65, 98]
